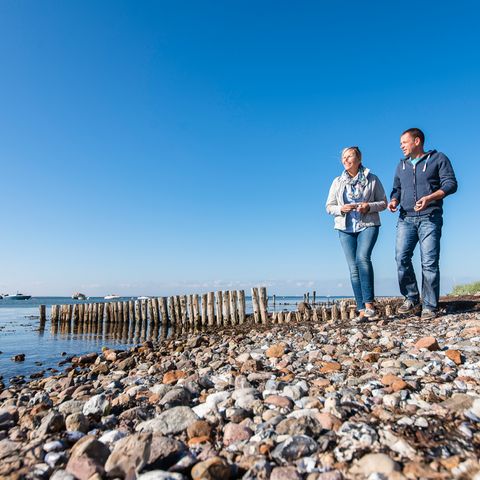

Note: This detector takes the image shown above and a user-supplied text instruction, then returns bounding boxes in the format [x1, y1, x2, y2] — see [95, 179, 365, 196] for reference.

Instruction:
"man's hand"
[356, 202, 370, 214]
[414, 196, 431, 212]
[340, 204, 358, 213]
[387, 199, 398, 212]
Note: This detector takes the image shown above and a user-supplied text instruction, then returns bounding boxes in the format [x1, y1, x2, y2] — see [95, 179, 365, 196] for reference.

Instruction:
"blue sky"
[0, 1, 478, 296]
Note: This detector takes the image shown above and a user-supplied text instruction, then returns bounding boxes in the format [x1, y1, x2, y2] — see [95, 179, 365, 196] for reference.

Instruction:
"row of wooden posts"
[277, 297, 401, 323]
[38, 293, 403, 340]
[39, 287, 271, 338]
[300, 291, 349, 306]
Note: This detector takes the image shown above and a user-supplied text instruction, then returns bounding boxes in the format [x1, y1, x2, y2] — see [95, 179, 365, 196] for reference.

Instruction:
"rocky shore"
[1, 298, 479, 479]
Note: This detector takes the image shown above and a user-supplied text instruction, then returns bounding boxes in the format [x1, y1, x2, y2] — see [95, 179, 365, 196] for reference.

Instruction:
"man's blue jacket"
[390, 149, 458, 217]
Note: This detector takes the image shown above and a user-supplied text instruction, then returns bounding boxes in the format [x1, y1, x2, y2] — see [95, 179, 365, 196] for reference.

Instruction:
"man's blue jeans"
[396, 212, 443, 310]
[338, 226, 379, 311]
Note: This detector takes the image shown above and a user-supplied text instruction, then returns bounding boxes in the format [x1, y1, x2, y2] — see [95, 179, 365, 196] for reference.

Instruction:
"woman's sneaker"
[398, 299, 420, 314]
[364, 308, 377, 319]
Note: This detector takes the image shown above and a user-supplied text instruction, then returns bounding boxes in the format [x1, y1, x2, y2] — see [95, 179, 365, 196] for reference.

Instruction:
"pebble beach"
[1, 297, 480, 479]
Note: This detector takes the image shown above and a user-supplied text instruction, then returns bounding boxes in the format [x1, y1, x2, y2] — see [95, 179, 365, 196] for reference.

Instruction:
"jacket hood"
[400, 149, 437, 162]
[400, 150, 438, 172]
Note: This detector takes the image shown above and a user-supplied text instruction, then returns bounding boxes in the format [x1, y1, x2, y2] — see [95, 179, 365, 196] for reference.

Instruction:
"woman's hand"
[356, 202, 370, 214]
[340, 204, 358, 213]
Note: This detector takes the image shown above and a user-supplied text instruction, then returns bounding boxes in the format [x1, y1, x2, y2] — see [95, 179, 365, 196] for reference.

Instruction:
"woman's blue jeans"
[338, 226, 379, 311]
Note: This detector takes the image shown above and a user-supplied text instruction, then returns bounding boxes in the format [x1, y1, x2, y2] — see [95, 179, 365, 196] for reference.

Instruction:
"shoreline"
[0, 293, 345, 388]
[1, 297, 479, 479]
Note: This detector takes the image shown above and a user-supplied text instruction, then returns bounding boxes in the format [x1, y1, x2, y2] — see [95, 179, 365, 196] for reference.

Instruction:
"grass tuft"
[450, 281, 480, 296]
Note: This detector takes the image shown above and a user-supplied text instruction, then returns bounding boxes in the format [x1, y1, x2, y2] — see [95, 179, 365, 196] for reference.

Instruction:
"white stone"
[396, 416, 414, 426]
[286, 408, 320, 419]
[470, 398, 480, 417]
[83, 394, 110, 417]
[44, 451, 65, 468]
[282, 386, 301, 401]
[381, 430, 417, 459]
[192, 403, 211, 419]
[99, 429, 126, 445]
[383, 394, 400, 409]
[150, 384, 170, 396]
[295, 380, 309, 394]
[231, 388, 258, 400]
[50, 470, 76, 480]
[43, 440, 64, 452]
[137, 471, 185, 480]
[236, 353, 251, 363]
[206, 391, 231, 407]
[350, 453, 399, 476]
[414, 417, 428, 428]
[136, 407, 198, 435]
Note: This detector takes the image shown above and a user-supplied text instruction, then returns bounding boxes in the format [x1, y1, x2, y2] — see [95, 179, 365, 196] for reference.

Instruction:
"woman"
[326, 146, 387, 320]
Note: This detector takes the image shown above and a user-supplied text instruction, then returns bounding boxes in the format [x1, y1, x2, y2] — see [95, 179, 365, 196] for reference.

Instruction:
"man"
[388, 128, 457, 319]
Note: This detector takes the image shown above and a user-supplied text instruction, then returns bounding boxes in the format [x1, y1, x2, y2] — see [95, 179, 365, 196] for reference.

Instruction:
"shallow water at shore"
[0, 295, 340, 385]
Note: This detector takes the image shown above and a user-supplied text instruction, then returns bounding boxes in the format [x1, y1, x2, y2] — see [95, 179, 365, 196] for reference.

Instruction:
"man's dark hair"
[402, 127, 425, 145]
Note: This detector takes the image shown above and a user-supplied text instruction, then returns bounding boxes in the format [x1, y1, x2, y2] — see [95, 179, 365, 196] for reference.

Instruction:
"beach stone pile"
[1, 302, 480, 479]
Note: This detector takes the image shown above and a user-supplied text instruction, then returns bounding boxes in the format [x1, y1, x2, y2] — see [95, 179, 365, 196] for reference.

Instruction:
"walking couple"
[326, 128, 458, 321]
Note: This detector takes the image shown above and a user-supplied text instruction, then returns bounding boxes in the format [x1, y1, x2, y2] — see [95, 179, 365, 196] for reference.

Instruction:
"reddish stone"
[439, 456, 460, 469]
[188, 436, 211, 446]
[279, 373, 295, 382]
[320, 361, 341, 373]
[266, 343, 286, 358]
[240, 359, 262, 373]
[187, 420, 211, 439]
[163, 370, 187, 385]
[316, 412, 341, 431]
[363, 352, 380, 363]
[445, 349, 462, 365]
[264, 395, 294, 409]
[30, 403, 50, 417]
[147, 393, 161, 405]
[66, 435, 110, 480]
[392, 379, 409, 392]
[104, 350, 117, 362]
[312, 378, 331, 388]
[414, 336, 440, 351]
[462, 326, 480, 337]
[104, 433, 152, 478]
[111, 394, 131, 408]
[72, 352, 98, 365]
[191, 457, 231, 480]
[223, 422, 253, 446]
[381, 374, 401, 386]
[259, 443, 272, 455]
[271, 466, 302, 480]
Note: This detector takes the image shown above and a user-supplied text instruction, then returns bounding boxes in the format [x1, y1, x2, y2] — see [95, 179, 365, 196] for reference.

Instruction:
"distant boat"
[8, 292, 32, 300]
[72, 292, 87, 300]
[104, 294, 120, 300]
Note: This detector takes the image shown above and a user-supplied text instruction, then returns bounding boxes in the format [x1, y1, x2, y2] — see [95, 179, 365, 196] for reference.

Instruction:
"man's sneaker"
[398, 299, 420, 314]
[364, 307, 377, 319]
[421, 309, 437, 320]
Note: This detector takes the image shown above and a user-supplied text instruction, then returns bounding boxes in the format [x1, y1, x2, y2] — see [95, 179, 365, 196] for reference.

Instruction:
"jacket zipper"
[413, 163, 418, 216]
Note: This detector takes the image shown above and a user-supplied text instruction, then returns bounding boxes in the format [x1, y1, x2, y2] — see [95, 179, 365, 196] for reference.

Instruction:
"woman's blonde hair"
[342, 146, 362, 162]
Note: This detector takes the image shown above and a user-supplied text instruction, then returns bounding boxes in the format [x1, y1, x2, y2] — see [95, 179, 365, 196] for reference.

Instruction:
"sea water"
[0, 295, 338, 385]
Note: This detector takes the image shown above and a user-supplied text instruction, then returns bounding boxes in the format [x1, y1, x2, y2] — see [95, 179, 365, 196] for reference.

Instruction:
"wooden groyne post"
[40, 287, 401, 342]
